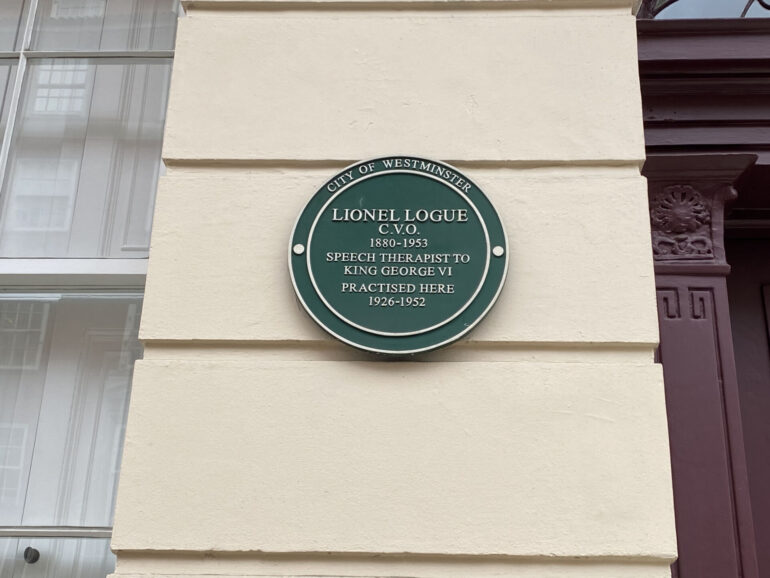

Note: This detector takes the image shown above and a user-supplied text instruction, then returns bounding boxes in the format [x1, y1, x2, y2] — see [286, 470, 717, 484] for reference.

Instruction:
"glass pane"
[0, 300, 53, 526]
[31, 0, 178, 51]
[0, 538, 20, 577]
[0, 538, 115, 578]
[0, 0, 26, 52]
[0, 58, 172, 258]
[657, 0, 770, 18]
[0, 295, 142, 527]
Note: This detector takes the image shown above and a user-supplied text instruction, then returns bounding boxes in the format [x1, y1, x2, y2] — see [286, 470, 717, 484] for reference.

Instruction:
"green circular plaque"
[289, 156, 508, 354]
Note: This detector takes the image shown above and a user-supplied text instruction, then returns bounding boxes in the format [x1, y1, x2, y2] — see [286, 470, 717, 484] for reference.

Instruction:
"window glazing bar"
[0, 291, 143, 299]
[0, 0, 37, 207]
[0, 54, 26, 204]
[20, 0, 39, 52]
[0, 527, 112, 538]
[23, 50, 174, 59]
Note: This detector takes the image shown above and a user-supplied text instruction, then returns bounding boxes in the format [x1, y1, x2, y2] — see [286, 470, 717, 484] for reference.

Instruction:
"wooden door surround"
[638, 18, 770, 578]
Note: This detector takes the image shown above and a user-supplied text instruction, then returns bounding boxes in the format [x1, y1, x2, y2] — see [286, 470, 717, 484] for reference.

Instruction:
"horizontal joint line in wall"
[140, 339, 657, 347]
[138, 339, 659, 355]
[163, 158, 643, 170]
[112, 549, 678, 564]
[182, 0, 632, 11]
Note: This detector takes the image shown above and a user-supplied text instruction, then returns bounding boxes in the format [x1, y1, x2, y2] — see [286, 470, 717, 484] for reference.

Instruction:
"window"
[0, 295, 142, 577]
[0, 1, 175, 258]
[0, 2, 178, 577]
[639, 0, 770, 18]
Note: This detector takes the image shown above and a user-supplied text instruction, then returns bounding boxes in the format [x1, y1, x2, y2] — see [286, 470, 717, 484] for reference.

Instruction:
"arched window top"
[639, 0, 770, 18]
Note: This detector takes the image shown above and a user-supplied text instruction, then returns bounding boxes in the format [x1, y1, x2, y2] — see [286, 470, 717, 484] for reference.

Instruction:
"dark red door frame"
[638, 18, 770, 578]
[638, 19, 770, 161]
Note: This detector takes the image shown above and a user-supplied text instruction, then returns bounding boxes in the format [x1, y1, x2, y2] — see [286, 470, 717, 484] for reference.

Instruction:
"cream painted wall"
[141, 167, 658, 345]
[112, 1, 676, 577]
[163, 9, 644, 163]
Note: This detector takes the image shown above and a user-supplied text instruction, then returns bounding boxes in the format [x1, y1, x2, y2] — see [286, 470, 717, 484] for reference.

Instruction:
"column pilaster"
[644, 154, 759, 578]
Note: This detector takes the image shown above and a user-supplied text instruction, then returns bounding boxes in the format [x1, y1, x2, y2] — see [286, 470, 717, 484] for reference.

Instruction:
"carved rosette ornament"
[650, 185, 714, 260]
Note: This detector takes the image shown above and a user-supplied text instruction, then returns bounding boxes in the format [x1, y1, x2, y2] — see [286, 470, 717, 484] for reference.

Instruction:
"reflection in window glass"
[32, 0, 178, 51]
[657, 0, 770, 18]
[33, 62, 88, 113]
[0, 1, 26, 52]
[0, 538, 116, 578]
[0, 295, 142, 528]
[0, 301, 49, 370]
[0, 59, 173, 258]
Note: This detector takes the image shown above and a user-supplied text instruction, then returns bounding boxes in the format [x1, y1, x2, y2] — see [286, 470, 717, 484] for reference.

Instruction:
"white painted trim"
[0, 527, 112, 539]
[0, 259, 147, 287]
[23, 50, 174, 59]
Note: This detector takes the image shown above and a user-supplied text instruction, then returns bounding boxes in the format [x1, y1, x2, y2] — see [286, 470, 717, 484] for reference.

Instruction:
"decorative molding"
[690, 289, 711, 320]
[650, 185, 714, 261]
[655, 287, 713, 320]
[657, 288, 681, 319]
[643, 154, 757, 275]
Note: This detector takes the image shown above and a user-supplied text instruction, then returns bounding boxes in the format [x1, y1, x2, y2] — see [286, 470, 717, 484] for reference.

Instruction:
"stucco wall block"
[163, 10, 645, 163]
[140, 167, 658, 345]
[113, 359, 675, 557]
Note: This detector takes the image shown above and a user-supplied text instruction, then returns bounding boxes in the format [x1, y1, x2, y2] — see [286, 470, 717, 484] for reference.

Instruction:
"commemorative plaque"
[289, 156, 508, 354]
